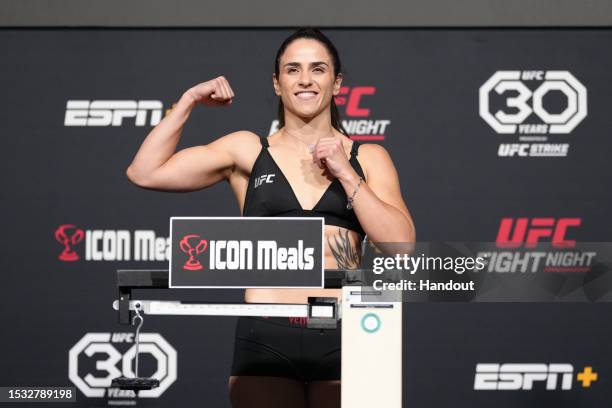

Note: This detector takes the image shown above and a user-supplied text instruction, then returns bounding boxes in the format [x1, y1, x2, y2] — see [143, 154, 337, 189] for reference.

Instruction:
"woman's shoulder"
[353, 142, 395, 180]
[218, 130, 261, 145]
[213, 130, 262, 153]
[210, 130, 264, 170]
[354, 142, 393, 162]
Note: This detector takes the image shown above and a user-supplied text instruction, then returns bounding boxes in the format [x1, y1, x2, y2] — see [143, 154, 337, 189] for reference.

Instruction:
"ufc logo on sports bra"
[254, 174, 275, 189]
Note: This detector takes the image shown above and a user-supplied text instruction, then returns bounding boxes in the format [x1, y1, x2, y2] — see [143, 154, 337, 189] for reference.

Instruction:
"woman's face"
[273, 38, 342, 120]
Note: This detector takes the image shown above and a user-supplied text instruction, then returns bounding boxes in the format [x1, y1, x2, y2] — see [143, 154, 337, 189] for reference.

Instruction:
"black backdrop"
[1, 28, 610, 407]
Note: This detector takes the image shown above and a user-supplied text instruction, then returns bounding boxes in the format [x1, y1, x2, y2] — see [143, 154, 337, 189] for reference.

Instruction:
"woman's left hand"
[312, 137, 353, 180]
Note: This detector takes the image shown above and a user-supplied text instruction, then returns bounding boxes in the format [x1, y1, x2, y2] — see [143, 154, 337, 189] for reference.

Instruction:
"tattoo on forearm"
[327, 229, 362, 269]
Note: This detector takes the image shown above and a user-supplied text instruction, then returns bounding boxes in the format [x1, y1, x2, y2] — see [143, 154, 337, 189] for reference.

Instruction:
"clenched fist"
[186, 76, 235, 107]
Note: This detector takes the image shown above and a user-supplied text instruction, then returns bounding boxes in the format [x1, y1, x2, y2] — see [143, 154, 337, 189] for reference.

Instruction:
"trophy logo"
[179, 234, 208, 270]
[55, 224, 85, 261]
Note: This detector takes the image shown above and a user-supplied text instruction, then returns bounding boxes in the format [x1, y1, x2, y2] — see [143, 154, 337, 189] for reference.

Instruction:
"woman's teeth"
[295, 92, 317, 100]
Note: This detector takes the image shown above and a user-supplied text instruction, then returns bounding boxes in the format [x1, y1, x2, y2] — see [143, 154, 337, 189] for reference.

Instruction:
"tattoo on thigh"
[327, 230, 361, 269]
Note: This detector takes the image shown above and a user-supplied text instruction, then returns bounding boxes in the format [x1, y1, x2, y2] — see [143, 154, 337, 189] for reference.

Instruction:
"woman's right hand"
[186, 76, 235, 107]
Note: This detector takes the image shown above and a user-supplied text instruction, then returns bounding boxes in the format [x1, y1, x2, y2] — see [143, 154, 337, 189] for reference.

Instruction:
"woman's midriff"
[244, 225, 363, 304]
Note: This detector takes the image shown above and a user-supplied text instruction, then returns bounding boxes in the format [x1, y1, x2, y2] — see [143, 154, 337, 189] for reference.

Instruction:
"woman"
[126, 28, 415, 408]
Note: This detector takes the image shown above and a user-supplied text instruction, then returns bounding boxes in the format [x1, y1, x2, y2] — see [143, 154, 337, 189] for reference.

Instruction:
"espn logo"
[64, 100, 163, 126]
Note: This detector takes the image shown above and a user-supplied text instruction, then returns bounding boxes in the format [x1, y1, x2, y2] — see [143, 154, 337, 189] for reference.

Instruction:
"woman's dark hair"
[274, 27, 349, 136]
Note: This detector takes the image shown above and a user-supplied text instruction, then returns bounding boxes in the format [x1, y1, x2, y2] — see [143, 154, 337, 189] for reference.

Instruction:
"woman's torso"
[226, 131, 367, 304]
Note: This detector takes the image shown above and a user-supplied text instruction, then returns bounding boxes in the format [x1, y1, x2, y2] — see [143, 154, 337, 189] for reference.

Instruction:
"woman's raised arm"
[126, 76, 251, 192]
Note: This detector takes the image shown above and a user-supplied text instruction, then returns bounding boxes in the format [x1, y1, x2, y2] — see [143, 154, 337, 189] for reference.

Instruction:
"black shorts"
[231, 316, 341, 382]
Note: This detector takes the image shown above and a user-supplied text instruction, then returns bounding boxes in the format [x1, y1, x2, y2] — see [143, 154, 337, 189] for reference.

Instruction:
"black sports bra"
[242, 136, 366, 236]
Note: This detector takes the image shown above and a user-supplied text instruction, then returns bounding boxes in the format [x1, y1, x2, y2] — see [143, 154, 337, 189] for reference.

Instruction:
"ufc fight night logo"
[479, 71, 587, 157]
[64, 100, 163, 126]
[476, 217, 595, 273]
[68, 332, 177, 398]
[496, 217, 581, 248]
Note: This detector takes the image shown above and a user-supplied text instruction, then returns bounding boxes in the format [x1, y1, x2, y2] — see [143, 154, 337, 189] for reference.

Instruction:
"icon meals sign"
[169, 217, 324, 288]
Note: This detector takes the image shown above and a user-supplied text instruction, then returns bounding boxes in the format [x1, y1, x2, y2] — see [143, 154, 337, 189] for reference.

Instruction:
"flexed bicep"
[130, 130, 255, 192]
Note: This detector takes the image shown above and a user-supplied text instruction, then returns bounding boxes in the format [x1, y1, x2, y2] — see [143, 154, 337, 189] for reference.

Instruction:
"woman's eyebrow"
[283, 61, 329, 68]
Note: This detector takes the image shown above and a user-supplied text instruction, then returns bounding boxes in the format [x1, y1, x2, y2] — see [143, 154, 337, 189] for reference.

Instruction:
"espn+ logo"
[474, 364, 598, 390]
